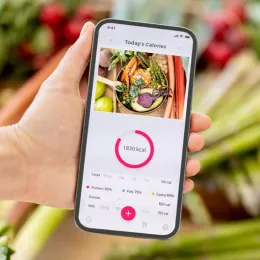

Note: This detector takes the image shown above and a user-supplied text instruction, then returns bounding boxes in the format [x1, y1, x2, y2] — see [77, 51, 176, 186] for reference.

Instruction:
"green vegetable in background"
[183, 191, 212, 226]
[0, 31, 8, 74]
[105, 218, 260, 260]
[190, 48, 260, 218]
[12, 207, 67, 260]
[0, 0, 39, 76]
[244, 24, 260, 59]
[196, 123, 260, 171]
[30, 26, 54, 54]
[0, 221, 14, 260]
[0, 243, 14, 260]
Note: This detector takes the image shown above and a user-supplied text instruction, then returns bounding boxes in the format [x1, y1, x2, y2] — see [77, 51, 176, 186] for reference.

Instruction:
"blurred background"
[1, 0, 260, 259]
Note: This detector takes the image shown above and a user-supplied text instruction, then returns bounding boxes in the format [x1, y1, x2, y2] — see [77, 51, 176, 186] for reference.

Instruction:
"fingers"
[184, 159, 200, 194]
[190, 112, 211, 133]
[188, 132, 204, 152]
[184, 113, 209, 193]
[183, 179, 194, 193]
[186, 158, 200, 177]
[52, 21, 95, 85]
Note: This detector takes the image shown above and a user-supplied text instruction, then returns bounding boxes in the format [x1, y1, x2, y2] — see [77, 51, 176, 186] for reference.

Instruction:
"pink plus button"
[121, 206, 136, 221]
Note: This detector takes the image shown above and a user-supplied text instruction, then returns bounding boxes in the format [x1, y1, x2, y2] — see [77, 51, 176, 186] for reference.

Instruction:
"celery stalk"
[203, 93, 260, 146]
[105, 219, 260, 260]
[209, 65, 260, 120]
[172, 249, 260, 260]
[0, 236, 8, 247]
[0, 221, 14, 260]
[196, 124, 260, 171]
[183, 191, 212, 226]
[12, 206, 67, 260]
[196, 50, 257, 114]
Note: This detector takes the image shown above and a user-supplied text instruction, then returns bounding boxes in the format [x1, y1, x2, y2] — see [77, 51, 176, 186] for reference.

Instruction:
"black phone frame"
[74, 18, 197, 240]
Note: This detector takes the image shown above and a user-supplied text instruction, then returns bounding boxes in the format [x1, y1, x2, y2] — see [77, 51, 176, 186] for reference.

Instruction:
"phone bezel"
[74, 18, 197, 239]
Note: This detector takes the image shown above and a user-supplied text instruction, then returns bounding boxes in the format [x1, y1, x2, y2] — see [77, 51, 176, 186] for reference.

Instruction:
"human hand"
[5, 22, 210, 209]
[184, 113, 211, 192]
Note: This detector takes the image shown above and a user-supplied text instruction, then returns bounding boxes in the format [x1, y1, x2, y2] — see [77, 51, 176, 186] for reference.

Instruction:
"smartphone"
[75, 19, 197, 239]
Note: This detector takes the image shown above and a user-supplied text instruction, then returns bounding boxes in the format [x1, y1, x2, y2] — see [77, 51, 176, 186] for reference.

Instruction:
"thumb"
[51, 21, 95, 85]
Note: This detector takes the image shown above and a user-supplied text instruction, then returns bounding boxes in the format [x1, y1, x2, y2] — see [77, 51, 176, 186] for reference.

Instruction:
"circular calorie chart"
[115, 130, 154, 169]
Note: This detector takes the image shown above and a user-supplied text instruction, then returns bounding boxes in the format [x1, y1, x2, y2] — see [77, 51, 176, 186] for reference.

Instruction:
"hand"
[184, 113, 211, 193]
[5, 22, 210, 209]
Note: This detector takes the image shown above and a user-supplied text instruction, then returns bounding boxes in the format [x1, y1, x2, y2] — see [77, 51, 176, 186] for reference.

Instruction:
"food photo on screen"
[95, 48, 189, 120]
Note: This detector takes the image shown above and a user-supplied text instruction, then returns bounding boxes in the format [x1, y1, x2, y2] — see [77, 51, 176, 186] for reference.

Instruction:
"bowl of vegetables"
[115, 54, 169, 114]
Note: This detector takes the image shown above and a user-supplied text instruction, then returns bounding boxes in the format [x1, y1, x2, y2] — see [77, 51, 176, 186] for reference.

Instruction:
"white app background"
[78, 23, 193, 236]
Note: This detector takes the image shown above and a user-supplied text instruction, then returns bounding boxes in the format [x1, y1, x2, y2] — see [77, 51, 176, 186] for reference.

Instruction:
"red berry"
[40, 3, 67, 26]
[63, 19, 86, 44]
[204, 14, 230, 41]
[75, 4, 95, 21]
[204, 42, 234, 68]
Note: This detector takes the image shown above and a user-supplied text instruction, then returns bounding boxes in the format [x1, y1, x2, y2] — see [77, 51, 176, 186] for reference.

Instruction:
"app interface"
[78, 22, 194, 236]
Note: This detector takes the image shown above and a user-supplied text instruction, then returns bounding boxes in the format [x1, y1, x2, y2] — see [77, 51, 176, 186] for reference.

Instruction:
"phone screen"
[75, 20, 196, 238]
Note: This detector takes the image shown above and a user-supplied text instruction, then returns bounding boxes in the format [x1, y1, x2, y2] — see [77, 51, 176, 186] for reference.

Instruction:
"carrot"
[174, 56, 185, 119]
[0, 47, 69, 127]
[164, 55, 175, 118]
[121, 57, 137, 88]
[121, 68, 126, 82]
[169, 107, 173, 118]
[170, 102, 176, 119]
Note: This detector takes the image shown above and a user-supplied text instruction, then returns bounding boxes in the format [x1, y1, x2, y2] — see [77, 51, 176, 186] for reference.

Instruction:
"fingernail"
[80, 22, 89, 37]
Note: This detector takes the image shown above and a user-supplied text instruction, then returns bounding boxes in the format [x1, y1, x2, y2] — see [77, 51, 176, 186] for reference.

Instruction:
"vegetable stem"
[12, 206, 67, 260]
[105, 219, 260, 260]
[196, 124, 260, 171]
